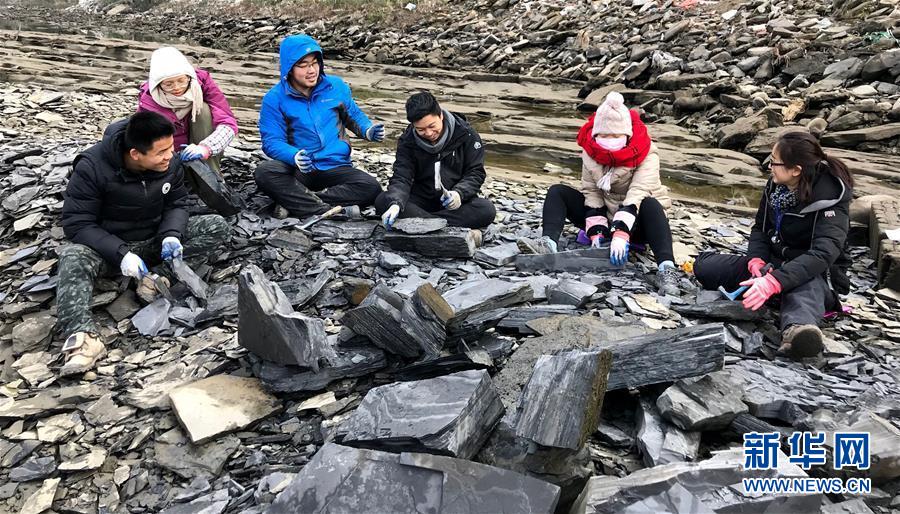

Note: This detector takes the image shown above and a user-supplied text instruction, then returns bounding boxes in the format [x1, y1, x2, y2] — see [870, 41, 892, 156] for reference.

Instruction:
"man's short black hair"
[124, 111, 175, 154]
[405, 91, 442, 123]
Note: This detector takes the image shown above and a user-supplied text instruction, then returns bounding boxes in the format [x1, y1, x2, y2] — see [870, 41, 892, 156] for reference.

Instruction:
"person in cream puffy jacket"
[517, 91, 680, 295]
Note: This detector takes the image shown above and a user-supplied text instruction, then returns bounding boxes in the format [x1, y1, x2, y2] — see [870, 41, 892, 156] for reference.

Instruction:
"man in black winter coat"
[56, 112, 230, 377]
[375, 92, 496, 230]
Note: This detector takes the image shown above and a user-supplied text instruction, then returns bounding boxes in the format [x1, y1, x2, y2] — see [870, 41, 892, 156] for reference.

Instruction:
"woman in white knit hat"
[517, 91, 680, 295]
[137, 46, 238, 172]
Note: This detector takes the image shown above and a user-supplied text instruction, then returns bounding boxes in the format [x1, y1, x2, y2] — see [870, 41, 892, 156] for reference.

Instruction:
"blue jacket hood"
[279, 35, 324, 82]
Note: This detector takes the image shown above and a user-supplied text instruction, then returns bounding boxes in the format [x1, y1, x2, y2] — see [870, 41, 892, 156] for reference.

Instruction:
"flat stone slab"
[169, 374, 282, 444]
[310, 220, 379, 240]
[154, 428, 240, 480]
[131, 298, 171, 337]
[184, 160, 244, 216]
[238, 264, 327, 369]
[391, 217, 448, 234]
[171, 259, 208, 300]
[570, 448, 820, 513]
[474, 242, 521, 267]
[513, 349, 612, 450]
[547, 279, 597, 307]
[256, 344, 386, 393]
[515, 248, 624, 272]
[384, 226, 476, 258]
[269, 443, 560, 514]
[341, 369, 503, 460]
[443, 279, 534, 321]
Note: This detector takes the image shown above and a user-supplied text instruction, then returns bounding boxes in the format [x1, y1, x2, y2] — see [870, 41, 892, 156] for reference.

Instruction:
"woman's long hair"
[775, 131, 854, 204]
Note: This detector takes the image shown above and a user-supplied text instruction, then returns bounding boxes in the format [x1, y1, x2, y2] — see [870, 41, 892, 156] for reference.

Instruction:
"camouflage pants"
[56, 214, 230, 338]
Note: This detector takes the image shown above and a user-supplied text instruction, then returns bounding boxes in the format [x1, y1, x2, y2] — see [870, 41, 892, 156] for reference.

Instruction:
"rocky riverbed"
[1, 1, 900, 513]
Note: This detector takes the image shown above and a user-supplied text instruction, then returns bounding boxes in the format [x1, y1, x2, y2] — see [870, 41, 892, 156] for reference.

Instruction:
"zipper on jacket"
[141, 180, 147, 198]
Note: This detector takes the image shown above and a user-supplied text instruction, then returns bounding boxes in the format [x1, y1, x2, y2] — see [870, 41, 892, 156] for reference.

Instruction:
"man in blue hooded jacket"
[255, 35, 385, 218]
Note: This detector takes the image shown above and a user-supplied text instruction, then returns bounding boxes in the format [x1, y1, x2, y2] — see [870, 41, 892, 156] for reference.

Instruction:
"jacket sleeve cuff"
[585, 216, 610, 238]
[611, 205, 638, 234]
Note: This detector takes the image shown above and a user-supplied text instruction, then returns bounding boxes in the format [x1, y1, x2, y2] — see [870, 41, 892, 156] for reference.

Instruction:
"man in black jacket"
[57, 112, 230, 376]
[375, 92, 496, 230]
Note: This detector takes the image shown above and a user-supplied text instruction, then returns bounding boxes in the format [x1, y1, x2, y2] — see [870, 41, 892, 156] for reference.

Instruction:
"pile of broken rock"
[2, 108, 900, 514]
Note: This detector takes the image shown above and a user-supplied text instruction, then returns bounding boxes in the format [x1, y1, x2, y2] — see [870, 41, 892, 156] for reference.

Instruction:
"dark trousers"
[254, 160, 382, 218]
[694, 252, 839, 330]
[541, 184, 675, 263]
[374, 192, 496, 229]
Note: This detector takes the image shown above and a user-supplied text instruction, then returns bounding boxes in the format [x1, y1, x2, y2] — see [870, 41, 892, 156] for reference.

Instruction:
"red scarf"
[577, 110, 652, 168]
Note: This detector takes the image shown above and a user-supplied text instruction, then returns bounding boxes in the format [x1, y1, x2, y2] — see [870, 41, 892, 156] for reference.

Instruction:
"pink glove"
[740, 273, 782, 311]
[589, 234, 605, 248]
[747, 258, 768, 278]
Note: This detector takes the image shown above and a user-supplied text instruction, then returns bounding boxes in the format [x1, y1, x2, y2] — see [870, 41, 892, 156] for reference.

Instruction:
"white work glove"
[161, 236, 183, 261]
[382, 204, 401, 229]
[120, 252, 148, 279]
[441, 190, 462, 210]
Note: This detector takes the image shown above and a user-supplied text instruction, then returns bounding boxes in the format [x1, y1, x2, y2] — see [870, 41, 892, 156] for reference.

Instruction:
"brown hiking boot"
[779, 324, 824, 359]
[60, 332, 107, 377]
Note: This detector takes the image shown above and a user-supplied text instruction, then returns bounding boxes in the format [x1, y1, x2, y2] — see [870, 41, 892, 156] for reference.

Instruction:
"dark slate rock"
[392, 217, 448, 234]
[443, 279, 533, 321]
[384, 226, 476, 258]
[265, 228, 314, 252]
[570, 448, 820, 513]
[513, 349, 612, 450]
[590, 323, 727, 391]
[256, 344, 386, 394]
[474, 242, 520, 267]
[154, 428, 241, 480]
[171, 259, 208, 300]
[341, 370, 503, 460]
[342, 284, 423, 358]
[546, 279, 597, 307]
[238, 264, 327, 369]
[657, 370, 748, 431]
[635, 397, 700, 467]
[378, 251, 408, 271]
[277, 270, 333, 308]
[131, 298, 171, 337]
[183, 160, 245, 216]
[515, 248, 624, 272]
[672, 298, 766, 321]
[310, 220, 379, 240]
[105, 290, 141, 322]
[194, 284, 238, 323]
[394, 348, 493, 381]
[399, 283, 454, 357]
[9, 455, 56, 482]
[269, 443, 560, 514]
[0, 440, 40, 468]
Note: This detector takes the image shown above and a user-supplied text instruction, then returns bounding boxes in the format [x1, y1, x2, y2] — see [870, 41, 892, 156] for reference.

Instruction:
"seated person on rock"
[517, 91, 680, 295]
[255, 34, 385, 219]
[376, 91, 496, 230]
[137, 46, 238, 171]
[57, 112, 231, 377]
[694, 131, 853, 360]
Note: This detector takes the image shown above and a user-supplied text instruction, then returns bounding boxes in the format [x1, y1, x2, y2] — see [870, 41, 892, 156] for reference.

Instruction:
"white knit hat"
[148, 47, 198, 91]
[592, 91, 632, 137]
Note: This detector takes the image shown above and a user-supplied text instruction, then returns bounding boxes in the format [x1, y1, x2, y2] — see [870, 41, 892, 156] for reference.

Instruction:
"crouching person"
[376, 91, 496, 230]
[57, 112, 231, 376]
[694, 131, 853, 359]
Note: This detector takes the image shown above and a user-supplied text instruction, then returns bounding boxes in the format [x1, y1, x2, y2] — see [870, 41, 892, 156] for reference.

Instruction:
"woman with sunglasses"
[137, 47, 238, 171]
[694, 131, 854, 359]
